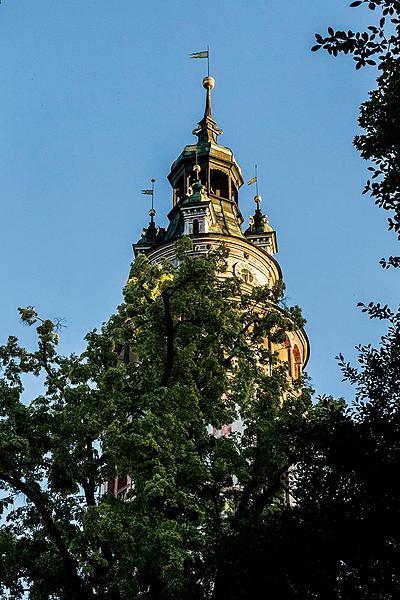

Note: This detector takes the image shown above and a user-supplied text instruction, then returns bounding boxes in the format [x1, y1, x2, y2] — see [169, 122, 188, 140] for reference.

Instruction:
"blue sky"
[0, 0, 398, 401]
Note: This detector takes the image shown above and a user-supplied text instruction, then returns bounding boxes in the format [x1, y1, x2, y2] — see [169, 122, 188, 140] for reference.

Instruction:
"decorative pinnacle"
[203, 76, 215, 89]
[193, 75, 223, 144]
[202, 76, 215, 118]
[193, 163, 201, 181]
[247, 194, 264, 233]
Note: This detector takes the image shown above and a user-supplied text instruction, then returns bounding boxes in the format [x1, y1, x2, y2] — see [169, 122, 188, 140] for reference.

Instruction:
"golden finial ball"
[149, 208, 156, 217]
[193, 164, 201, 174]
[254, 194, 262, 204]
[203, 76, 215, 90]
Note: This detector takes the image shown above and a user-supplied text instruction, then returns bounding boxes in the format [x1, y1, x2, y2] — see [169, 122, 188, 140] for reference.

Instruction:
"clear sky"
[0, 0, 398, 401]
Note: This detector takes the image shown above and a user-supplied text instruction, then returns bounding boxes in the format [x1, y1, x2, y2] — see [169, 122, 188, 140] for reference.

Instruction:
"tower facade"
[133, 76, 309, 379]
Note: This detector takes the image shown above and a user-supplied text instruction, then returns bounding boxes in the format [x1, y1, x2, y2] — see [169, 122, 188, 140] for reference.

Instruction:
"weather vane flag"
[247, 165, 259, 195]
[190, 46, 210, 76]
[141, 178, 156, 212]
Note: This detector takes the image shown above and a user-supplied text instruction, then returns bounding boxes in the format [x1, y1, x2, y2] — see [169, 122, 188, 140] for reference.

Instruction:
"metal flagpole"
[255, 164, 259, 196]
[151, 178, 155, 212]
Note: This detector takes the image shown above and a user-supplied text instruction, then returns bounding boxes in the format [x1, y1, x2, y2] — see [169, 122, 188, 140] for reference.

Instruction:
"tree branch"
[160, 292, 175, 386]
[38, 340, 65, 394]
[234, 445, 290, 523]
[223, 321, 253, 367]
[82, 436, 97, 507]
[0, 471, 93, 600]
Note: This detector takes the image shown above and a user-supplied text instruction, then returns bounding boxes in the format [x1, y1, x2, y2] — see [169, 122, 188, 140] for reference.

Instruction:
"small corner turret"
[244, 194, 277, 256]
[133, 208, 165, 257]
[179, 165, 217, 236]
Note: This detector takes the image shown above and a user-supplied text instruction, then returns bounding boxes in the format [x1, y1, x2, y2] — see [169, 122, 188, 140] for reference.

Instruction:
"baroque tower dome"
[133, 76, 309, 373]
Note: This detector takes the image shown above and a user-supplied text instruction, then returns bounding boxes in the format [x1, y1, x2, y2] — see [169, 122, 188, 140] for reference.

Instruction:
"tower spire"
[204, 77, 212, 118]
[193, 76, 223, 144]
[252, 193, 264, 232]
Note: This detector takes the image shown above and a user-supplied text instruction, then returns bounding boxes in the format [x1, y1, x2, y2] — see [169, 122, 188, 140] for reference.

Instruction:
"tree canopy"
[4, 242, 397, 600]
[0, 242, 310, 600]
[1, 3, 400, 599]
[221, 306, 400, 599]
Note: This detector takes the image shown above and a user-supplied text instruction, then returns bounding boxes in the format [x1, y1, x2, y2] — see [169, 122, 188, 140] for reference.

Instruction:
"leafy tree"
[0, 241, 310, 600]
[313, 0, 400, 268]
[200, 6, 400, 596]
[210, 308, 400, 599]
[209, 5, 400, 597]
[284, 305, 400, 600]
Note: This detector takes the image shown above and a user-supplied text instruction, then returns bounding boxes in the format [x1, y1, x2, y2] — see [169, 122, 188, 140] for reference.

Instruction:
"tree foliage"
[210, 305, 400, 600]
[313, 0, 400, 268]
[0, 242, 311, 600]
[208, 5, 400, 596]
[285, 307, 400, 599]
[1, 4, 399, 598]
[224, 5, 400, 596]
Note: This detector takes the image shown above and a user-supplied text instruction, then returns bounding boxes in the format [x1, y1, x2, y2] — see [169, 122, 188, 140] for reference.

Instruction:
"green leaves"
[314, 1, 400, 267]
[18, 306, 38, 325]
[0, 250, 311, 599]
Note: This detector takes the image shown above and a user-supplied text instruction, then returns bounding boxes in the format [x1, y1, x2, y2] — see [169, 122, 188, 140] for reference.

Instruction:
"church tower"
[133, 75, 309, 377]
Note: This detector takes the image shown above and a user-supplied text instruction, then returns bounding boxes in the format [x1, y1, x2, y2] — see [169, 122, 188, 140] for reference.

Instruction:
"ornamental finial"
[192, 75, 223, 144]
[193, 163, 201, 181]
[202, 75, 215, 118]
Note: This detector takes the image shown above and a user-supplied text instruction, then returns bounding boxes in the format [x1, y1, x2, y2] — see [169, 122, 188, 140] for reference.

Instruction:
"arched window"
[210, 169, 229, 199]
[174, 176, 184, 204]
[293, 345, 302, 380]
[231, 185, 238, 204]
[192, 219, 199, 235]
